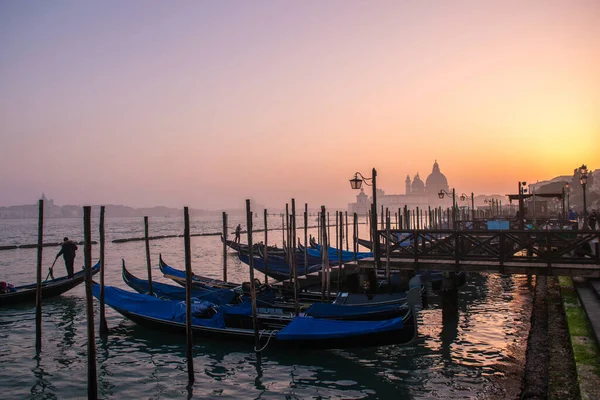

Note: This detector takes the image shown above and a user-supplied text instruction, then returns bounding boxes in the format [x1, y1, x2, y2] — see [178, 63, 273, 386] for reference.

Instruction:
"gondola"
[158, 254, 239, 290]
[307, 243, 372, 262]
[237, 251, 322, 281]
[129, 259, 422, 320]
[122, 260, 239, 304]
[220, 235, 284, 256]
[92, 283, 420, 349]
[0, 262, 100, 306]
[158, 256, 425, 314]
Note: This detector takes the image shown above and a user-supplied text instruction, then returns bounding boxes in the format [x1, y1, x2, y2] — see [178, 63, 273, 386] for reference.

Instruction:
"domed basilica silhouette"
[348, 160, 452, 215]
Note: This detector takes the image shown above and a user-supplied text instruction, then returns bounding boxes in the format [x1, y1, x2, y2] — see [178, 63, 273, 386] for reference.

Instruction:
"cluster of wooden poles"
[30, 199, 493, 396]
[364, 204, 509, 235]
[30, 199, 365, 397]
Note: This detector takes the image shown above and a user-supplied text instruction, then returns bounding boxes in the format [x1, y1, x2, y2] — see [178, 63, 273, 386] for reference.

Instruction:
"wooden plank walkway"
[352, 258, 600, 278]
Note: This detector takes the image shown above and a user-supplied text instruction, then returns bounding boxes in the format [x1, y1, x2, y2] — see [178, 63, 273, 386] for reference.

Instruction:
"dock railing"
[378, 229, 600, 267]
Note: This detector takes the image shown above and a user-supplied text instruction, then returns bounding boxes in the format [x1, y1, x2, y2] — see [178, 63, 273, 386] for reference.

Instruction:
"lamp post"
[518, 182, 527, 230]
[460, 192, 475, 220]
[350, 168, 380, 268]
[565, 183, 570, 211]
[438, 188, 456, 229]
[579, 164, 588, 228]
[484, 198, 494, 217]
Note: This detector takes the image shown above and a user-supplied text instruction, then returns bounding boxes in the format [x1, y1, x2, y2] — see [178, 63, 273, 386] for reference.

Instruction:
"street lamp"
[579, 164, 588, 228]
[565, 183, 570, 211]
[349, 168, 380, 268]
[438, 188, 456, 229]
[460, 192, 475, 220]
[518, 181, 527, 230]
[484, 198, 495, 217]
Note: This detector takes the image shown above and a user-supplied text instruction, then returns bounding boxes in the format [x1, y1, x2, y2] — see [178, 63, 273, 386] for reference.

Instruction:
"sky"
[1, 0, 598, 210]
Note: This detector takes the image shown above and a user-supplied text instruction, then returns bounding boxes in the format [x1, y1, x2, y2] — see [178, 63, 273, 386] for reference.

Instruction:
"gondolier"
[234, 224, 242, 244]
[55, 237, 78, 278]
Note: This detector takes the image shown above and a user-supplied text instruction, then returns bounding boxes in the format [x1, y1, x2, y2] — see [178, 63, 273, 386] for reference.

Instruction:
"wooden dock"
[351, 258, 600, 278]
[354, 228, 600, 278]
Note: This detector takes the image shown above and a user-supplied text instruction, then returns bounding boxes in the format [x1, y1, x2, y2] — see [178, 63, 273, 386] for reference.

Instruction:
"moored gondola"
[92, 283, 420, 349]
[123, 260, 239, 304]
[129, 259, 421, 320]
[158, 253, 239, 290]
[0, 262, 100, 306]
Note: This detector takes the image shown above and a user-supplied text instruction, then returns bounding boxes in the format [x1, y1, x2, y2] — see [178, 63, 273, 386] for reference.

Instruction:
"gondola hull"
[0, 263, 100, 306]
[93, 284, 418, 350]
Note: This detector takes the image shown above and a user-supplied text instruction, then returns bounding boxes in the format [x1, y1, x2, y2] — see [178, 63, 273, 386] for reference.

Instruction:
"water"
[0, 216, 533, 399]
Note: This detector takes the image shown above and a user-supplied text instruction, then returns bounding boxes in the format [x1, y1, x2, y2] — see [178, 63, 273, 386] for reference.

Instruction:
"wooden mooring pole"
[35, 199, 43, 351]
[263, 209, 269, 285]
[292, 199, 299, 316]
[304, 204, 308, 276]
[345, 211, 349, 251]
[317, 211, 321, 246]
[338, 211, 343, 292]
[222, 212, 228, 282]
[327, 212, 331, 251]
[320, 206, 327, 302]
[286, 204, 291, 284]
[99, 206, 108, 335]
[386, 212, 391, 286]
[245, 200, 261, 353]
[353, 212, 358, 261]
[144, 216, 153, 296]
[183, 207, 195, 384]
[83, 206, 98, 399]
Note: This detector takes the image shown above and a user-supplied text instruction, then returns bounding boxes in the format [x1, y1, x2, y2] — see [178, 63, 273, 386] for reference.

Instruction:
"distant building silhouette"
[348, 160, 453, 214]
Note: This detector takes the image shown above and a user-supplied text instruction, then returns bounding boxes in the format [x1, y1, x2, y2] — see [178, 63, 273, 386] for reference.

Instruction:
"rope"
[254, 329, 277, 352]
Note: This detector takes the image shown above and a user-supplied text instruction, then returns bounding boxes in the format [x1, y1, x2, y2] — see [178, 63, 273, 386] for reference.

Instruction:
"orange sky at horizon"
[0, 1, 598, 209]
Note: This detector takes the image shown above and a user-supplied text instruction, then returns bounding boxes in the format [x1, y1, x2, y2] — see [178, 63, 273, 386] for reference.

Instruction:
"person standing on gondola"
[54, 237, 78, 278]
[234, 224, 242, 244]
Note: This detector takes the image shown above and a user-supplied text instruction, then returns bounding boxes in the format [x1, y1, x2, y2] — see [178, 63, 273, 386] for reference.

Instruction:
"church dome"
[412, 173, 425, 192]
[426, 160, 449, 191]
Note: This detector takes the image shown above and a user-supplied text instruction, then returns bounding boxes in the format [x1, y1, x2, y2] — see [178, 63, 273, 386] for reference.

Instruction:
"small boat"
[92, 283, 420, 349]
[138, 259, 423, 320]
[0, 263, 100, 306]
[237, 251, 322, 281]
[220, 235, 284, 256]
[159, 254, 239, 290]
[307, 244, 372, 262]
[122, 260, 238, 305]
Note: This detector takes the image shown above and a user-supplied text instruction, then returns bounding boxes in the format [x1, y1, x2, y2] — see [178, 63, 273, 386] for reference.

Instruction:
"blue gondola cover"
[275, 315, 405, 340]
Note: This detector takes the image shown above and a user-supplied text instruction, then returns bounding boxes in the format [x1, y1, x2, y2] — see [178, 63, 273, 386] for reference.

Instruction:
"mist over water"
[0, 216, 532, 399]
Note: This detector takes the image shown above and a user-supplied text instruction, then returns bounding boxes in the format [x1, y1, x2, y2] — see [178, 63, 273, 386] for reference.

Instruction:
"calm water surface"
[0, 216, 533, 399]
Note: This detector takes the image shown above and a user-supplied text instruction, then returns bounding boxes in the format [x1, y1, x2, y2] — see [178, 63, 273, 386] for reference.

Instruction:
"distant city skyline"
[1, 1, 598, 209]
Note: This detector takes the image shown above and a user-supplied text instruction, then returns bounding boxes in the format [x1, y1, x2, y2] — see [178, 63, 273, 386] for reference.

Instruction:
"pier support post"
[144, 216, 153, 296]
[246, 200, 261, 353]
[99, 206, 108, 335]
[84, 206, 98, 399]
[35, 199, 44, 351]
[222, 212, 228, 282]
[183, 207, 195, 384]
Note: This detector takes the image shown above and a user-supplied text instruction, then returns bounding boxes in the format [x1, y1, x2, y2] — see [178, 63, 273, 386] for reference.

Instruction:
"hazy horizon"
[1, 1, 598, 210]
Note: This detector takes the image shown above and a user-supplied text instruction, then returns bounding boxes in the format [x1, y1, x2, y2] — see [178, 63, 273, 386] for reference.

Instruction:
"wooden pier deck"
[356, 228, 600, 278]
[351, 258, 600, 278]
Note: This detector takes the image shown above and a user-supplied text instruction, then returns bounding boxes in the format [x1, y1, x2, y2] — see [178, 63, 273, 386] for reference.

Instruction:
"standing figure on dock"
[589, 210, 598, 230]
[234, 224, 242, 244]
[54, 237, 78, 278]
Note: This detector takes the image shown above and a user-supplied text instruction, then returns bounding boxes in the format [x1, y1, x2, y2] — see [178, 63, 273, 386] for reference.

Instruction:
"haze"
[1, 0, 598, 210]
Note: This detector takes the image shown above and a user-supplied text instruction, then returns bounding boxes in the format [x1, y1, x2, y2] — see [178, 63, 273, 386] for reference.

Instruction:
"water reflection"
[440, 288, 459, 362]
[251, 354, 266, 393]
[31, 353, 57, 399]
[2, 217, 535, 399]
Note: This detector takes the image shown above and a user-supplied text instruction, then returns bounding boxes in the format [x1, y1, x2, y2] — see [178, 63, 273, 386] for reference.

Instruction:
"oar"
[45, 258, 57, 281]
